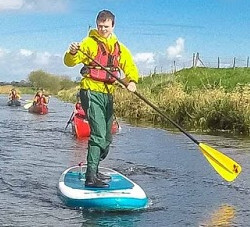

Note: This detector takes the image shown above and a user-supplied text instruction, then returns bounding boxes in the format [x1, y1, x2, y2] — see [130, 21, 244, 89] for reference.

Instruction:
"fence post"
[233, 57, 236, 69]
[197, 54, 205, 67]
[173, 61, 176, 73]
[247, 56, 249, 68]
[217, 57, 220, 68]
[153, 66, 157, 76]
[192, 53, 196, 67]
[194, 52, 200, 68]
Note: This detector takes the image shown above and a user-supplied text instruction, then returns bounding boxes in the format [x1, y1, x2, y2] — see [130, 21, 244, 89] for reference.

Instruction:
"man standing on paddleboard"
[64, 10, 139, 188]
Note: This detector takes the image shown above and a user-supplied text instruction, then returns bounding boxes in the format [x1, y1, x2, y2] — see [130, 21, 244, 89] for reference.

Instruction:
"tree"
[28, 70, 75, 94]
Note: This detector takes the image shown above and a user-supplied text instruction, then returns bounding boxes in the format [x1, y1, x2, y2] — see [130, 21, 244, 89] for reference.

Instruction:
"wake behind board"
[58, 165, 148, 211]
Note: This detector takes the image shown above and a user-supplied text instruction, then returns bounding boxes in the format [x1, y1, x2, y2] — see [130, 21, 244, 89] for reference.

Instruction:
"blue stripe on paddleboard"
[64, 171, 134, 190]
[58, 191, 148, 210]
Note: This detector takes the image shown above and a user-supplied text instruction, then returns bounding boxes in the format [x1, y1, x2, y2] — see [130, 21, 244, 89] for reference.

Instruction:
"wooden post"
[173, 61, 176, 73]
[247, 56, 249, 68]
[153, 66, 157, 76]
[195, 52, 199, 68]
[197, 54, 205, 67]
[217, 57, 220, 68]
[192, 53, 196, 67]
[233, 57, 236, 69]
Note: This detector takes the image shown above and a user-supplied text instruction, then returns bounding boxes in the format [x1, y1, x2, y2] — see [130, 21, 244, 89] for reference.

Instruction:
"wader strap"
[104, 83, 111, 94]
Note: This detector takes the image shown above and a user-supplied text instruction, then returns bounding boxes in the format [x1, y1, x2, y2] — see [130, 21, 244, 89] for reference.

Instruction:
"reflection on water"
[81, 210, 142, 227]
[199, 204, 235, 227]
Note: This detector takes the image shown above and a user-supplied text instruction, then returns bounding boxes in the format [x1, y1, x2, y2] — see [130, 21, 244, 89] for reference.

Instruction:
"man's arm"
[118, 43, 139, 92]
[64, 42, 82, 67]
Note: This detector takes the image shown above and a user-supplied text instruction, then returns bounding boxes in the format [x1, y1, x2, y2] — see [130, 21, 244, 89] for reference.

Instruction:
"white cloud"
[0, 48, 5, 57]
[132, 47, 190, 75]
[133, 53, 156, 75]
[0, 47, 82, 82]
[33, 52, 51, 65]
[0, 0, 24, 10]
[133, 53, 155, 64]
[167, 37, 185, 59]
[19, 49, 33, 56]
[0, 0, 68, 12]
[0, 44, 189, 82]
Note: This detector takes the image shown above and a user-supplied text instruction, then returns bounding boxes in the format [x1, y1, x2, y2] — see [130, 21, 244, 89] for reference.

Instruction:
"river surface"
[0, 94, 250, 227]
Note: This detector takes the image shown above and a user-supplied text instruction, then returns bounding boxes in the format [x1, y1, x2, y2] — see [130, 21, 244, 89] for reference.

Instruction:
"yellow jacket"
[64, 29, 139, 94]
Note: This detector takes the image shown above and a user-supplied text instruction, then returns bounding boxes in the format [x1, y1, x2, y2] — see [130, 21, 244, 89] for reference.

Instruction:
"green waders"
[80, 89, 113, 181]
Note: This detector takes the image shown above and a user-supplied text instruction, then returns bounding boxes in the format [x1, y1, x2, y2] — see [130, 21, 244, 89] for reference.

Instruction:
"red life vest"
[74, 102, 86, 118]
[87, 37, 120, 84]
[11, 93, 17, 100]
[36, 95, 46, 105]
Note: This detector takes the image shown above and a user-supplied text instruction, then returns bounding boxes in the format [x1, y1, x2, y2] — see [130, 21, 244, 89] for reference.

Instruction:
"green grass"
[175, 67, 250, 92]
[18, 87, 36, 94]
[58, 67, 250, 135]
[0, 85, 36, 95]
[138, 67, 250, 92]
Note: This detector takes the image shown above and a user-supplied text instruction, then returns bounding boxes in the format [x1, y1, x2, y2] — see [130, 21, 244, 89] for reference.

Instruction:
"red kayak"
[28, 104, 48, 115]
[71, 103, 119, 138]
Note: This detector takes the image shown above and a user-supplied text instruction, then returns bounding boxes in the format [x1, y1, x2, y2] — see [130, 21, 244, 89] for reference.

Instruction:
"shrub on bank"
[114, 82, 250, 135]
[57, 86, 79, 103]
[57, 68, 250, 135]
[0, 85, 16, 94]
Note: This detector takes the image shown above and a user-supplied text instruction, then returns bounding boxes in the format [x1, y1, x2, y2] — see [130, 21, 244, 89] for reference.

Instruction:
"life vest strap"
[86, 65, 120, 72]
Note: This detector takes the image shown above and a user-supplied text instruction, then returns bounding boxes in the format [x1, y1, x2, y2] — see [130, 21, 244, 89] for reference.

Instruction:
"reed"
[0, 85, 35, 95]
[57, 86, 79, 103]
[0, 85, 16, 94]
[175, 67, 250, 92]
[114, 82, 250, 135]
[58, 68, 250, 135]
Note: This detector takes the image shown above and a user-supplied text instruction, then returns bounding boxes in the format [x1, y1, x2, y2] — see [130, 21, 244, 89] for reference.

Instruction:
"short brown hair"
[96, 10, 115, 26]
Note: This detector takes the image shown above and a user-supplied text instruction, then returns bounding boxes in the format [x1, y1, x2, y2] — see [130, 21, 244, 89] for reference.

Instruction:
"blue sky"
[0, 0, 249, 82]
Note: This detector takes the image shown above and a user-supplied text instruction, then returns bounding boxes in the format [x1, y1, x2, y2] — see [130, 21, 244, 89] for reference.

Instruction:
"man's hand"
[127, 81, 136, 92]
[69, 42, 80, 55]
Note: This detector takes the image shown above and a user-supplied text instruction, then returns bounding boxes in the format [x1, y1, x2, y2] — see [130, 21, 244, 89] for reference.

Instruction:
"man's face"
[97, 19, 114, 38]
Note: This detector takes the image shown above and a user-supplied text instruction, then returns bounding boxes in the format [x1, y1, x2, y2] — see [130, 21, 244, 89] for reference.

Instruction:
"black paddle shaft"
[80, 51, 199, 145]
[65, 111, 74, 131]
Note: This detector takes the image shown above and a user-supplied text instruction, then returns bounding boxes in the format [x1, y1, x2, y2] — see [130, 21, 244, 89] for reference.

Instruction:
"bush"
[28, 70, 75, 94]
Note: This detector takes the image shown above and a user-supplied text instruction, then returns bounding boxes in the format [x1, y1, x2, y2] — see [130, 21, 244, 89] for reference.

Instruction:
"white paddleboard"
[58, 165, 148, 211]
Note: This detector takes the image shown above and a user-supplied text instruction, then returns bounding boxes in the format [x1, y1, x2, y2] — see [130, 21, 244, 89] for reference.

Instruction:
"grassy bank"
[0, 85, 35, 95]
[57, 86, 80, 103]
[58, 67, 250, 135]
[0, 85, 15, 94]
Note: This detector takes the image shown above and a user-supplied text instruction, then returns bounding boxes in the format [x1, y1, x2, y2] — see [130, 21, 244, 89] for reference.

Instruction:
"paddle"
[20, 99, 32, 102]
[24, 102, 33, 109]
[64, 111, 74, 131]
[79, 50, 242, 182]
[24, 101, 48, 110]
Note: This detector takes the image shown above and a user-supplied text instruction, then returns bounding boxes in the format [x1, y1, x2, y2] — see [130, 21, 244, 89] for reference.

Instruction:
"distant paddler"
[32, 89, 49, 106]
[26, 89, 49, 115]
[7, 88, 21, 106]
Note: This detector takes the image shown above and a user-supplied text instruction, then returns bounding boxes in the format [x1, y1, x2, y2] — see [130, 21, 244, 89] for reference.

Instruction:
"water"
[0, 94, 250, 226]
